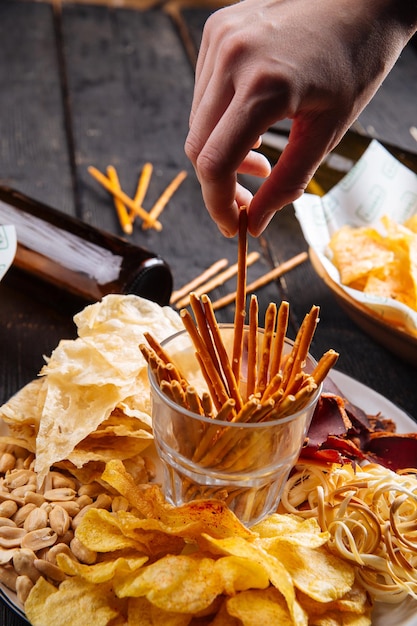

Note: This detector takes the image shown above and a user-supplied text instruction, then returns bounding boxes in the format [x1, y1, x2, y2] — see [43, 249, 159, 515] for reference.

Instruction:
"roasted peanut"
[50, 472, 77, 491]
[70, 536, 97, 564]
[0, 453, 16, 473]
[45, 542, 76, 565]
[34, 558, 67, 582]
[11, 484, 37, 498]
[0, 564, 18, 591]
[5, 469, 35, 490]
[21, 528, 57, 552]
[0, 526, 27, 548]
[16, 574, 34, 604]
[0, 500, 18, 518]
[52, 500, 80, 517]
[111, 496, 129, 513]
[24, 491, 46, 507]
[12, 502, 37, 527]
[49, 505, 70, 537]
[13, 548, 40, 583]
[0, 548, 18, 565]
[77, 483, 103, 498]
[23, 507, 49, 532]
[43, 488, 77, 502]
[0, 516, 17, 527]
[76, 494, 93, 509]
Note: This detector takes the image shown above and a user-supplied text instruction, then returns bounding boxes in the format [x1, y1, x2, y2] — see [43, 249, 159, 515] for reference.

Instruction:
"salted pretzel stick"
[132, 162, 153, 220]
[232, 207, 248, 382]
[285, 305, 320, 395]
[170, 258, 229, 305]
[185, 386, 204, 415]
[142, 170, 187, 230]
[269, 301, 290, 380]
[255, 302, 277, 397]
[246, 295, 259, 399]
[106, 166, 133, 235]
[201, 294, 243, 411]
[174, 251, 260, 309]
[180, 309, 229, 410]
[201, 392, 213, 418]
[311, 349, 339, 385]
[211, 251, 308, 311]
[88, 166, 161, 230]
[143, 332, 172, 366]
[189, 293, 222, 379]
[191, 399, 236, 462]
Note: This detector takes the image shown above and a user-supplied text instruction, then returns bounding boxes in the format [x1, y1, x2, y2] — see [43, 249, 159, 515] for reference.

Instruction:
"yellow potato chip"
[25, 576, 125, 626]
[328, 225, 394, 285]
[114, 554, 223, 614]
[127, 597, 191, 626]
[57, 554, 148, 583]
[227, 588, 294, 626]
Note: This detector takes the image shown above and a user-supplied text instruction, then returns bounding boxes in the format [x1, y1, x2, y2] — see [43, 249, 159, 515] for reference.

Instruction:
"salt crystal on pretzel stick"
[232, 207, 249, 382]
[201, 294, 243, 411]
[170, 258, 229, 305]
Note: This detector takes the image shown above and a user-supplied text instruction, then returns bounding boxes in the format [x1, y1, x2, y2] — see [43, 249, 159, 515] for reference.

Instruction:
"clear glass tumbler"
[149, 325, 322, 526]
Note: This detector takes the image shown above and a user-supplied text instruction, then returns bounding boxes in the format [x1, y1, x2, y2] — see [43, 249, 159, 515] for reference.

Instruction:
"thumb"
[248, 115, 344, 236]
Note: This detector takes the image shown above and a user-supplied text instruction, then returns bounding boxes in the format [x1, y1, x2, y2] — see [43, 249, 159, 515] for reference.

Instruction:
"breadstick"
[142, 170, 187, 230]
[311, 349, 339, 385]
[174, 251, 260, 309]
[170, 258, 229, 305]
[201, 294, 243, 411]
[246, 295, 259, 399]
[211, 252, 308, 310]
[232, 207, 248, 382]
[132, 162, 153, 218]
[106, 166, 133, 235]
[88, 166, 161, 230]
[255, 302, 277, 397]
[269, 301, 290, 379]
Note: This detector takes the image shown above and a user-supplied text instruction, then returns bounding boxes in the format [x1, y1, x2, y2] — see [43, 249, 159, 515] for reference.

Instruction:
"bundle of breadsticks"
[140, 209, 338, 513]
[141, 207, 338, 424]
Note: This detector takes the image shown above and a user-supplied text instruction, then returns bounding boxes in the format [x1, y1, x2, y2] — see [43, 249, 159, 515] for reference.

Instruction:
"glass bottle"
[0, 186, 173, 307]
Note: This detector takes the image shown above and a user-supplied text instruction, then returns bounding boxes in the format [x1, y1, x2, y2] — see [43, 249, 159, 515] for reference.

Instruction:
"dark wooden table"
[1, 2, 416, 624]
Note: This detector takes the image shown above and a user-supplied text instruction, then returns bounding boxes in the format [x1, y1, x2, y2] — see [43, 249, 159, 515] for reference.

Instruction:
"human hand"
[185, 0, 416, 237]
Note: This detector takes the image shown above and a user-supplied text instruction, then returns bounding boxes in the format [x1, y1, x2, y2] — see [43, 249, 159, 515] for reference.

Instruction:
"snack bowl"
[309, 247, 417, 367]
[149, 324, 322, 527]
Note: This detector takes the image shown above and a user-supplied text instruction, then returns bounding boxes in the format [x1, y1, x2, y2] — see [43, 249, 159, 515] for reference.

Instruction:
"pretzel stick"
[201, 294, 243, 412]
[311, 349, 339, 385]
[180, 309, 229, 410]
[185, 386, 204, 415]
[132, 162, 153, 219]
[246, 295, 259, 399]
[106, 166, 133, 235]
[170, 258, 229, 305]
[142, 170, 187, 230]
[88, 166, 161, 230]
[174, 251, 260, 309]
[232, 207, 248, 382]
[255, 302, 277, 397]
[269, 301, 290, 380]
[285, 305, 320, 395]
[211, 251, 308, 310]
[189, 293, 222, 380]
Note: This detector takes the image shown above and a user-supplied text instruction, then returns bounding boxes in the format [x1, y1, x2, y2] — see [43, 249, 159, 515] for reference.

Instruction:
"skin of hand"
[185, 0, 417, 238]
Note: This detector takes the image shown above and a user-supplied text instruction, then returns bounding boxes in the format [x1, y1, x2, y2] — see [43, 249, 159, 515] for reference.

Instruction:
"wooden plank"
[0, 0, 74, 213]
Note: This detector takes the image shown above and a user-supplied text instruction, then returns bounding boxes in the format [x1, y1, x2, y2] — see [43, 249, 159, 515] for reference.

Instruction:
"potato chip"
[328, 224, 394, 286]
[57, 554, 148, 583]
[114, 554, 224, 614]
[127, 596, 192, 626]
[329, 216, 417, 313]
[227, 588, 294, 626]
[25, 576, 125, 626]
[0, 294, 183, 484]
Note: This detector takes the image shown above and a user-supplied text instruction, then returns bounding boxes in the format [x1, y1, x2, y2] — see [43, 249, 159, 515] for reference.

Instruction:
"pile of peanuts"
[0, 442, 150, 606]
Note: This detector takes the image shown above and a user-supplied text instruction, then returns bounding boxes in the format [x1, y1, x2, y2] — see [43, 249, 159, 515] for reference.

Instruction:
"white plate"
[1, 370, 416, 625]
